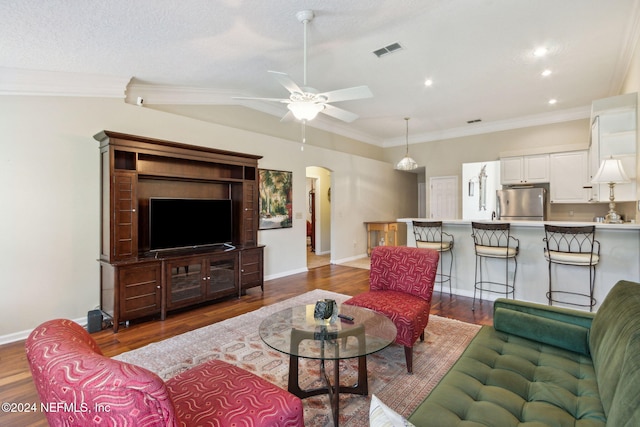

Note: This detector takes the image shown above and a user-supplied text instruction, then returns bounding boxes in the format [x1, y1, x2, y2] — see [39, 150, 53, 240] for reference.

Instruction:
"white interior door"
[429, 176, 458, 219]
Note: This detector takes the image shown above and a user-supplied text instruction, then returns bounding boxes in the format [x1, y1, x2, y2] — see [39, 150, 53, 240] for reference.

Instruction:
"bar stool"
[412, 221, 454, 295]
[543, 225, 600, 311]
[470, 222, 519, 310]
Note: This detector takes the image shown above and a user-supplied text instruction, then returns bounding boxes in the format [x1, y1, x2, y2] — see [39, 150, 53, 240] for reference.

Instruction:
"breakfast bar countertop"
[398, 218, 640, 311]
[397, 218, 640, 230]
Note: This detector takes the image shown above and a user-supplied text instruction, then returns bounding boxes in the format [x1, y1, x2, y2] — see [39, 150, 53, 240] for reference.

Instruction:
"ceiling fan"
[234, 10, 373, 123]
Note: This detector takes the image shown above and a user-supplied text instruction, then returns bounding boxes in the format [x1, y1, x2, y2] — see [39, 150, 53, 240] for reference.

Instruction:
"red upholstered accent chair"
[26, 319, 304, 427]
[343, 246, 439, 374]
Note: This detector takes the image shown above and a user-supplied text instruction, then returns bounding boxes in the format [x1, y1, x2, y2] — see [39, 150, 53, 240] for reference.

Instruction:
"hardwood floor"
[0, 264, 493, 426]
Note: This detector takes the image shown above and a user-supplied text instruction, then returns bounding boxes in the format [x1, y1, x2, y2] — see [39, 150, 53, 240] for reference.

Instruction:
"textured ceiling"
[1, 0, 639, 146]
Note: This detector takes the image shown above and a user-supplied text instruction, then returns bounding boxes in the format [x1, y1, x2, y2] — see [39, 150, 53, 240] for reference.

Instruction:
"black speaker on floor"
[87, 309, 103, 333]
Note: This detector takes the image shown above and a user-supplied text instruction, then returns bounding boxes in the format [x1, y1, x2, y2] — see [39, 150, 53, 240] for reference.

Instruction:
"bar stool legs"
[543, 225, 600, 312]
[412, 221, 454, 295]
[471, 222, 519, 311]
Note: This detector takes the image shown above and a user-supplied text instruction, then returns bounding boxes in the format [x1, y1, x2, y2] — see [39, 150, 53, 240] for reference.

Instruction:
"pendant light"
[395, 117, 418, 171]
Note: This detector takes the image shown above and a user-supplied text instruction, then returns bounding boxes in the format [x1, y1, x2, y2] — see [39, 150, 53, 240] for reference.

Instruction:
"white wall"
[0, 96, 417, 341]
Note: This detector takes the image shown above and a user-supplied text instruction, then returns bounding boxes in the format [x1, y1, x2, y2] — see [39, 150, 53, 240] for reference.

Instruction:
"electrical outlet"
[568, 210, 574, 216]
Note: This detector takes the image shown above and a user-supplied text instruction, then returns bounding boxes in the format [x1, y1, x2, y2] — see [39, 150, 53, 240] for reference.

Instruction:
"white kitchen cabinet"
[590, 93, 637, 202]
[500, 154, 549, 185]
[550, 151, 590, 203]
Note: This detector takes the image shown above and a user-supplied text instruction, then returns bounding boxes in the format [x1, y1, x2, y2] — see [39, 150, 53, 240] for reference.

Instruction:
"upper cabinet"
[590, 93, 637, 202]
[500, 154, 549, 185]
[549, 151, 590, 203]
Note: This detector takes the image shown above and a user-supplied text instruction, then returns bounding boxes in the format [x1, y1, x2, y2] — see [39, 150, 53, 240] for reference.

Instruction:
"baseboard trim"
[0, 316, 86, 345]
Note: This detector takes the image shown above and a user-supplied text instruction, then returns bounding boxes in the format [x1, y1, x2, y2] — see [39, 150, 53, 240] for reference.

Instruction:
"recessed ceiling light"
[424, 79, 433, 87]
[548, 99, 557, 105]
[534, 47, 548, 57]
[541, 69, 552, 77]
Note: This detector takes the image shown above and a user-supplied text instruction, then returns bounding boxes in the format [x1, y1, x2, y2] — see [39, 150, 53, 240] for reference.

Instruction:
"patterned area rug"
[114, 289, 480, 426]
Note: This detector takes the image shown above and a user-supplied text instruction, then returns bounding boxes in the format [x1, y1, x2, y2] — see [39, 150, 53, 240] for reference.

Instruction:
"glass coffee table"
[259, 304, 397, 426]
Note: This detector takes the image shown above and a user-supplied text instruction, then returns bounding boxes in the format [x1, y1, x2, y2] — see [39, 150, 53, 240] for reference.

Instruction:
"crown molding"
[381, 105, 592, 148]
[0, 67, 131, 98]
[125, 82, 237, 105]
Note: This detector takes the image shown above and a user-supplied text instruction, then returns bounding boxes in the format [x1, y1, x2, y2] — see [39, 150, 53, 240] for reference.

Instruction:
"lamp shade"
[287, 102, 324, 121]
[591, 157, 630, 184]
[396, 155, 418, 171]
[395, 117, 418, 171]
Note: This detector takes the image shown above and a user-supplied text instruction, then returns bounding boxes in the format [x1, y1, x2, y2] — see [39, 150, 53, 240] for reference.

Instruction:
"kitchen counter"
[398, 218, 640, 310]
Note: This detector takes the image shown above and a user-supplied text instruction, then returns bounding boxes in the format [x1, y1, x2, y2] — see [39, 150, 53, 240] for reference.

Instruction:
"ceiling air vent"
[373, 42, 403, 58]
[467, 119, 482, 124]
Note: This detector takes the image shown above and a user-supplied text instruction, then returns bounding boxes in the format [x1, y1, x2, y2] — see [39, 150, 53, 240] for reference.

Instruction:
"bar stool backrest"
[471, 222, 514, 248]
[544, 225, 599, 256]
[413, 221, 445, 244]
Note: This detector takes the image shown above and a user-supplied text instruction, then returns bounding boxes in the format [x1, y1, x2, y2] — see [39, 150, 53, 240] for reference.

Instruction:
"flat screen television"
[149, 198, 233, 251]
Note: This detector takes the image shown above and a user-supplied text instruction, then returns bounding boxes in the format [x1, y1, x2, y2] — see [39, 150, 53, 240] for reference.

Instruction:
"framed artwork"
[259, 169, 293, 230]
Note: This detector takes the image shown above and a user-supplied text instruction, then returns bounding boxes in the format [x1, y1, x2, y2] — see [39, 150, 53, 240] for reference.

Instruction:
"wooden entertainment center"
[95, 131, 264, 332]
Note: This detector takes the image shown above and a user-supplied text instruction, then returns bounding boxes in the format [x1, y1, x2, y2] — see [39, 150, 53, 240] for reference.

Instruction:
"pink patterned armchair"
[344, 246, 439, 373]
[26, 319, 304, 427]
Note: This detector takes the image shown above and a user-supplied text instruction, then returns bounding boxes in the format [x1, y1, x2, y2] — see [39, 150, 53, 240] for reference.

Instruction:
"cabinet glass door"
[166, 260, 203, 308]
[206, 254, 237, 298]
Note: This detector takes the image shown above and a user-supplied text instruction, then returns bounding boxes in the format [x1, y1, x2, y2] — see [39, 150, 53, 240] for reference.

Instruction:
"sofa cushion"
[589, 280, 640, 426]
[408, 326, 605, 426]
[493, 299, 594, 356]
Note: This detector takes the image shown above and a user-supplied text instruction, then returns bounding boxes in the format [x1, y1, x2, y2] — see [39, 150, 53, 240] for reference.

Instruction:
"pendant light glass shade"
[395, 117, 418, 171]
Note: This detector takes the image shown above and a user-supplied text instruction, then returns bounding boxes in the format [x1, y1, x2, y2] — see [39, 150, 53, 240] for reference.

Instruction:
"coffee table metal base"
[288, 354, 368, 426]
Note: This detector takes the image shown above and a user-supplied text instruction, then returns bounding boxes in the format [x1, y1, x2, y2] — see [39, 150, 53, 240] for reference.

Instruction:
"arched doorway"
[306, 166, 331, 269]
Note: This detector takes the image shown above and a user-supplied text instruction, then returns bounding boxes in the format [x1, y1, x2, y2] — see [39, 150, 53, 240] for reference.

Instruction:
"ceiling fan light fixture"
[288, 102, 325, 121]
[395, 117, 418, 171]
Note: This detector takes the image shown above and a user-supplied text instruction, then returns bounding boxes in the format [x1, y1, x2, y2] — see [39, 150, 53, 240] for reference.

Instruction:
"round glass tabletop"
[259, 304, 397, 360]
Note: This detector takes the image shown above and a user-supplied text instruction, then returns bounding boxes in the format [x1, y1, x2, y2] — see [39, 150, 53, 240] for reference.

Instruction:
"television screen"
[149, 198, 232, 251]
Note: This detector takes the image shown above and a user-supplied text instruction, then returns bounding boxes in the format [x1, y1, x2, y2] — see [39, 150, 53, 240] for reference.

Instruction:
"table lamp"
[591, 157, 630, 223]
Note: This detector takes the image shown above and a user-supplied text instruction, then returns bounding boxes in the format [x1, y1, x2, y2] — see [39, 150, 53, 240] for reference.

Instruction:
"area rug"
[114, 289, 480, 426]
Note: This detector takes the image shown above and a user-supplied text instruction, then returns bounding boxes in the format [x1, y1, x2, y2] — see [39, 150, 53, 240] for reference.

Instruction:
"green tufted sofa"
[407, 280, 640, 426]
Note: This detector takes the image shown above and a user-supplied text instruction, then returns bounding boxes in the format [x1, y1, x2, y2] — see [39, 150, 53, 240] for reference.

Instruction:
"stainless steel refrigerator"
[496, 188, 547, 221]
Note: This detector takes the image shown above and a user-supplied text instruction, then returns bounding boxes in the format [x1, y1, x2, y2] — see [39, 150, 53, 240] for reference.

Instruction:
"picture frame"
[259, 169, 293, 230]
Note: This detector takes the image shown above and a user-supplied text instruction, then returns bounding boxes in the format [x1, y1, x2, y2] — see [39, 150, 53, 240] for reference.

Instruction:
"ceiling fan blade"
[321, 104, 360, 123]
[232, 96, 290, 103]
[268, 71, 303, 94]
[319, 85, 373, 103]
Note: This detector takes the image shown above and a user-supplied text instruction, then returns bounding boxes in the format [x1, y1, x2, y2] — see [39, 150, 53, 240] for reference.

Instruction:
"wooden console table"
[364, 221, 398, 256]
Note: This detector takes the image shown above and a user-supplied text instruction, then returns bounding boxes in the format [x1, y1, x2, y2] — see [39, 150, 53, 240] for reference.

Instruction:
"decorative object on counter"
[467, 164, 488, 211]
[470, 222, 519, 311]
[413, 221, 454, 295]
[591, 156, 630, 224]
[395, 117, 418, 171]
[543, 225, 600, 312]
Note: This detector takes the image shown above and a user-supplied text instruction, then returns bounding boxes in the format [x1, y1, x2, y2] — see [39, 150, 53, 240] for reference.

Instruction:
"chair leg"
[420, 331, 425, 342]
[447, 249, 453, 295]
[404, 346, 413, 374]
[472, 255, 479, 311]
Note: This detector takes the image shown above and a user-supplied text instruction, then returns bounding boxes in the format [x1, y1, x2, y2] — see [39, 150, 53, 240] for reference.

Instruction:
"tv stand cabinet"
[94, 131, 264, 332]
